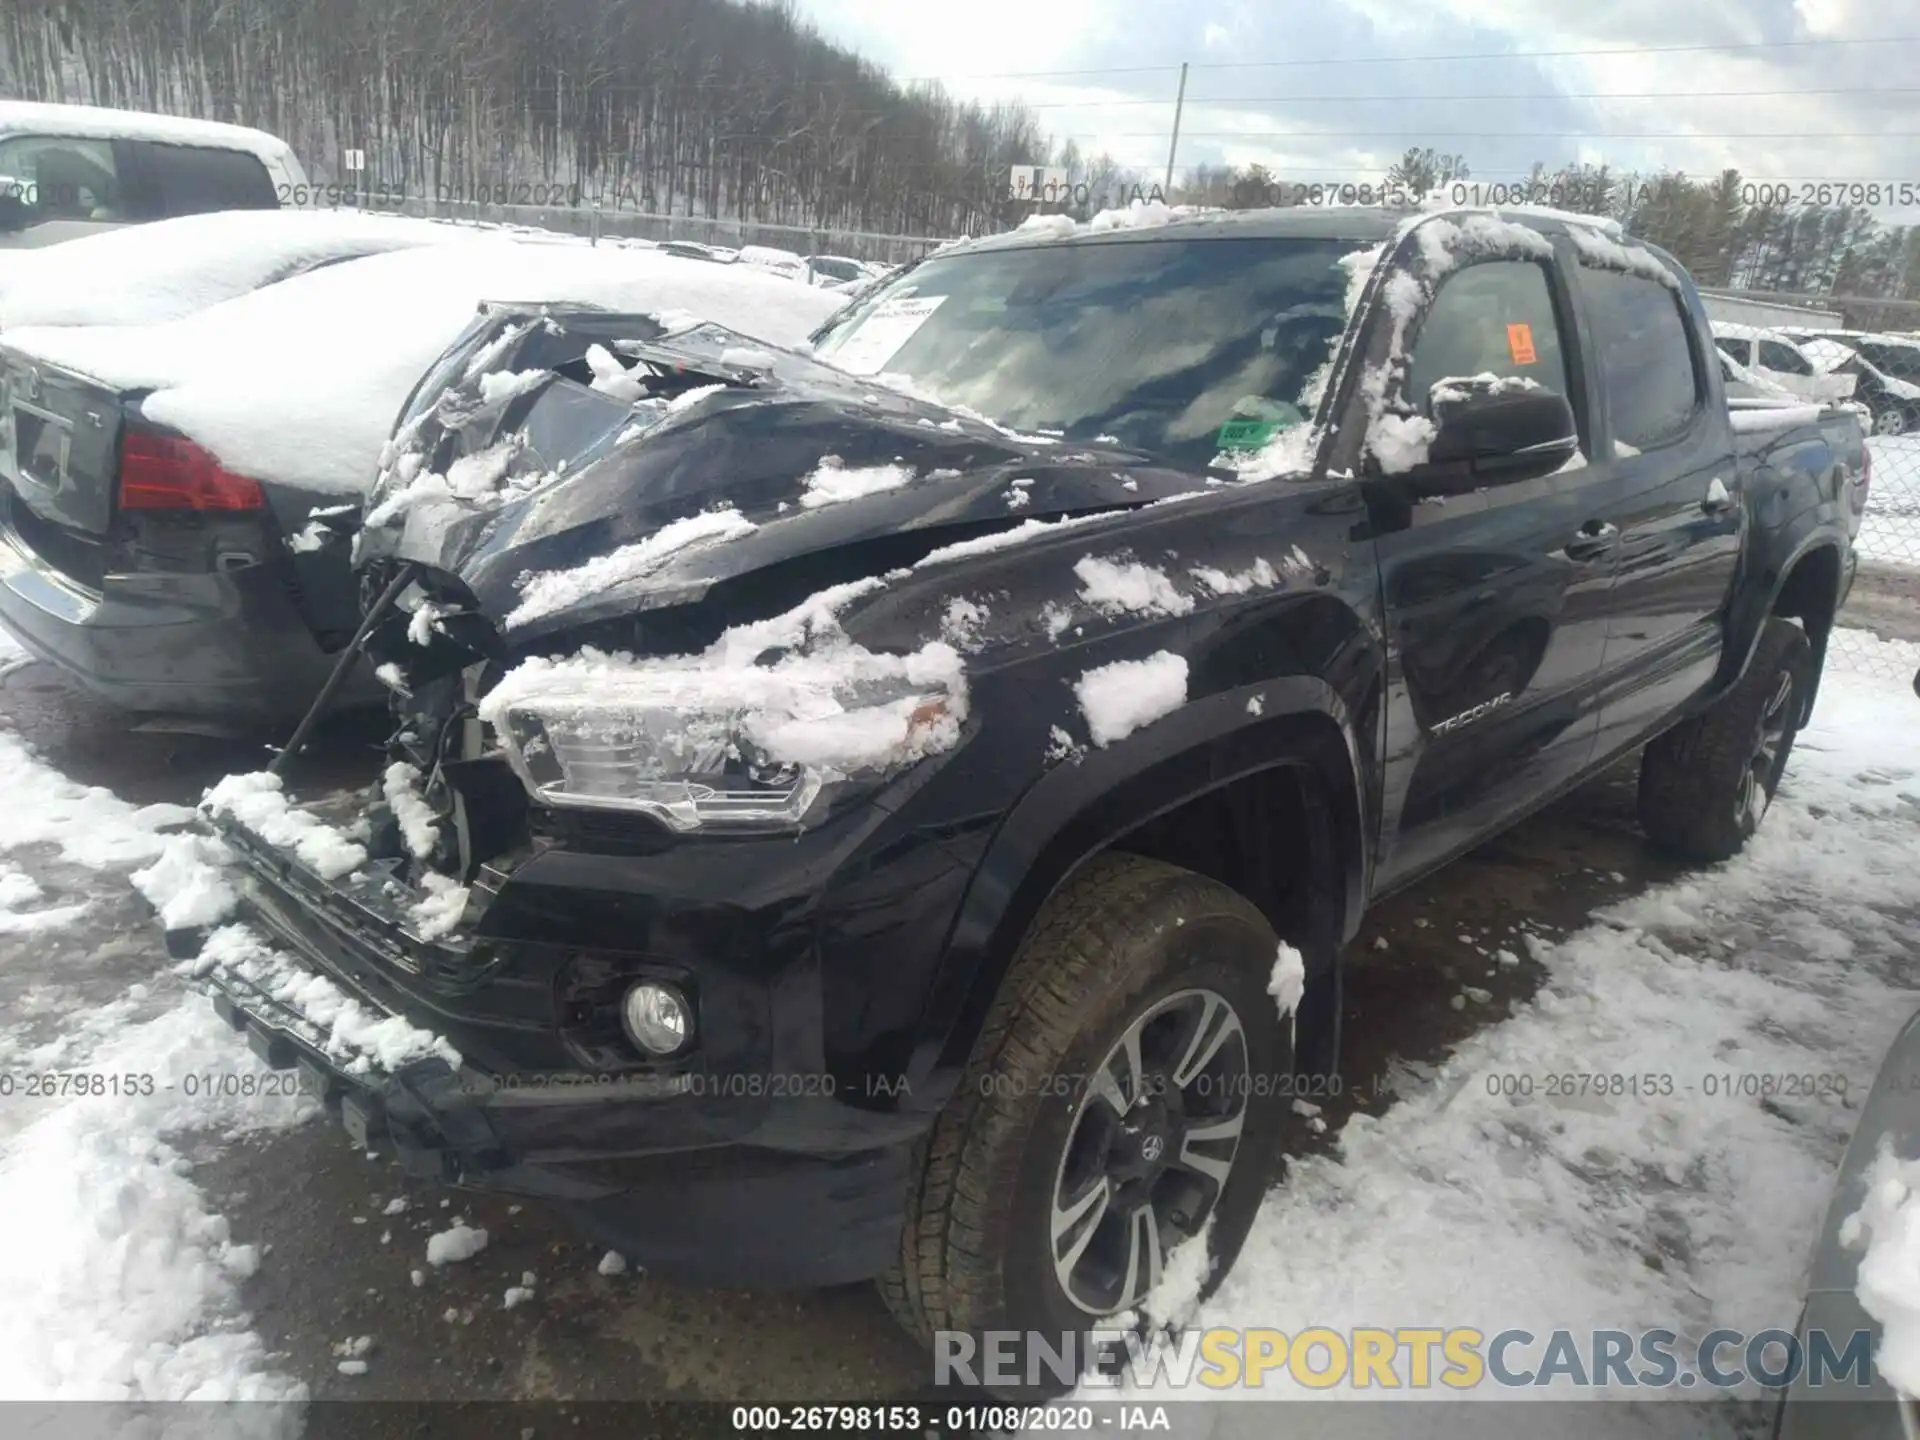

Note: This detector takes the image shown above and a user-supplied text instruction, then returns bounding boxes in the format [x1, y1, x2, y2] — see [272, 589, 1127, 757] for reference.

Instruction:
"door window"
[0, 135, 126, 234]
[137, 142, 277, 215]
[1403, 260, 1575, 420]
[1757, 340, 1813, 375]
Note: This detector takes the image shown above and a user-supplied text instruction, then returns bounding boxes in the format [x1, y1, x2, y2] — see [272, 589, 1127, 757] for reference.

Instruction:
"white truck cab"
[0, 101, 307, 249]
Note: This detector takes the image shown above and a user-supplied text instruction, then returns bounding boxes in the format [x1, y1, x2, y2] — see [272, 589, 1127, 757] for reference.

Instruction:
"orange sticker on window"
[1507, 322, 1538, 364]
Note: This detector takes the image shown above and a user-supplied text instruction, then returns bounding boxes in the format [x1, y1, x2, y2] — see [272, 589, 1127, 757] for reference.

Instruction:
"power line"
[1020, 87, 1920, 107]
[896, 33, 1920, 81]
[1065, 130, 1920, 140]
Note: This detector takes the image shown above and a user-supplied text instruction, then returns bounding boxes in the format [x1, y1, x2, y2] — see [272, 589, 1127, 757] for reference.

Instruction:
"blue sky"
[795, 0, 1920, 210]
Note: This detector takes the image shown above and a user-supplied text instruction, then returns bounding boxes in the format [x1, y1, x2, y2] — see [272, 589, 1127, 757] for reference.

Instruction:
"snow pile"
[1073, 556, 1195, 619]
[1268, 942, 1306, 1019]
[130, 830, 241, 931]
[1845, 1142, 1920, 1395]
[425, 1224, 488, 1266]
[1087, 200, 1206, 233]
[1140, 1219, 1218, 1331]
[597, 1251, 630, 1277]
[0, 998, 312, 1402]
[799, 455, 917, 509]
[1729, 403, 1827, 433]
[0, 209, 478, 330]
[480, 579, 970, 781]
[1074, 653, 1189, 748]
[1189, 558, 1282, 596]
[7, 239, 844, 495]
[1088, 641, 1920, 1406]
[1564, 224, 1680, 288]
[201, 772, 366, 880]
[409, 872, 471, 942]
[505, 507, 759, 629]
[180, 923, 461, 1076]
[382, 762, 442, 861]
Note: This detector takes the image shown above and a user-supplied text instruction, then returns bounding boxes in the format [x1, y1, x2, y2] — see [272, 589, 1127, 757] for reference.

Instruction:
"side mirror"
[1404, 377, 1580, 494]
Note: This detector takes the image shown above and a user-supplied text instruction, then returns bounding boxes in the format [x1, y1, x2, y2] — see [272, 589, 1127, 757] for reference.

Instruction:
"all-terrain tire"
[1638, 617, 1814, 861]
[881, 854, 1301, 1394]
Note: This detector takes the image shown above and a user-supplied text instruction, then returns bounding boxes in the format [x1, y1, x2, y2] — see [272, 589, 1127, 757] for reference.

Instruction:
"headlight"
[493, 680, 960, 832]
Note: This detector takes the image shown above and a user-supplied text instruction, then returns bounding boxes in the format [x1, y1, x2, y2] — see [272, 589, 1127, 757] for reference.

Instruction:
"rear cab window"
[1571, 263, 1703, 454]
[129, 140, 277, 216]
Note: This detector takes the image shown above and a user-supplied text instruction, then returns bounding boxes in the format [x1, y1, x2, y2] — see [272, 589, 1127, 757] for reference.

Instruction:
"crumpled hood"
[359, 310, 1214, 641]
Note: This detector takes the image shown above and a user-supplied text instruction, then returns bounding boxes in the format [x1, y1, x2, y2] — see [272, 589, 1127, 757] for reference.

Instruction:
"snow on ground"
[0, 638, 313, 1405]
[6, 239, 846, 495]
[1088, 634, 1920, 1418]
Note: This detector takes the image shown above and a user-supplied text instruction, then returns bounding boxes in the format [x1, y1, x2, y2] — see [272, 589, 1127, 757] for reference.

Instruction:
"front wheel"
[1871, 401, 1911, 437]
[883, 855, 1300, 1394]
[1637, 618, 1813, 861]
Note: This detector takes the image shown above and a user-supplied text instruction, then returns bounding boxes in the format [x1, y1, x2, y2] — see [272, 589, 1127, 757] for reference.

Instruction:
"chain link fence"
[303, 193, 951, 267]
[1839, 434, 1920, 682]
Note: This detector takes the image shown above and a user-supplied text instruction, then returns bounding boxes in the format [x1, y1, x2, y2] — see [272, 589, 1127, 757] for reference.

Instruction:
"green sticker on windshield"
[1217, 418, 1289, 451]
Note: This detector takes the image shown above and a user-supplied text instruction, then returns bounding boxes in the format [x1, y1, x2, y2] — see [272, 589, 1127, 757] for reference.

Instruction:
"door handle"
[1563, 521, 1618, 563]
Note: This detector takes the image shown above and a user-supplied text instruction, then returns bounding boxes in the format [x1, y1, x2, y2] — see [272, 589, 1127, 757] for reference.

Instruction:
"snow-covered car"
[0, 208, 489, 330]
[736, 244, 810, 283]
[655, 240, 732, 264]
[1776, 329, 1920, 436]
[0, 239, 845, 728]
[1711, 322, 1855, 404]
[0, 101, 306, 250]
[1775, 1002, 1920, 1433]
[804, 254, 870, 286]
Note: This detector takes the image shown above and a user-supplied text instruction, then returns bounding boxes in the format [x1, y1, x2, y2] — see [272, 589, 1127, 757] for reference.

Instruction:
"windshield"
[811, 235, 1356, 470]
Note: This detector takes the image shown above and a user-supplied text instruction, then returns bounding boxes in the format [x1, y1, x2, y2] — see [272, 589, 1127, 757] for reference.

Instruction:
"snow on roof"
[0, 210, 485, 329]
[1711, 320, 1781, 342]
[6, 239, 847, 495]
[0, 100, 294, 166]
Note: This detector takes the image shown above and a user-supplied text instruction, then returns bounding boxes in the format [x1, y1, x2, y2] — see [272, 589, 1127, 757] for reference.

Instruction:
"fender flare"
[1716, 524, 1847, 707]
[900, 674, 1370, 1109]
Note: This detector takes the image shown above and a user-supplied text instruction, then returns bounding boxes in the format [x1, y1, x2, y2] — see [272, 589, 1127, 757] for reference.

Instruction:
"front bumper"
[180, 800, 951, 1287]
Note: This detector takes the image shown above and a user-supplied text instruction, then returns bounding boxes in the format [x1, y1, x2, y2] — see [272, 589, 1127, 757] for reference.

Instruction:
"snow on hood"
[7, 240, 847, 495]
[0, 210, 487, 329]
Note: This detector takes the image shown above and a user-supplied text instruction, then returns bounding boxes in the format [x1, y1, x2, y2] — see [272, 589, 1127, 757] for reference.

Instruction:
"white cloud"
[794, 0, 1920, 212]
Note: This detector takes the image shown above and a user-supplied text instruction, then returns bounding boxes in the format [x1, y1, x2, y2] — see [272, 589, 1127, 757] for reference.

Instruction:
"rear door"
[1372, 249, 1617, 891]
[1573, 260, 1743, 760]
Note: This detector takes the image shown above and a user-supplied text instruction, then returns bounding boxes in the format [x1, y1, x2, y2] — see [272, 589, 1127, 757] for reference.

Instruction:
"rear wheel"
[883, 855, 1300, 1394]
[1637, 618, 1813, 861]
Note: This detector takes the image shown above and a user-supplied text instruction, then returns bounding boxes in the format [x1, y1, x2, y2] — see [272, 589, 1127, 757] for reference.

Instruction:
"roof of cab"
[940, 202, 1628, 258]
[0, 100, 296, 167]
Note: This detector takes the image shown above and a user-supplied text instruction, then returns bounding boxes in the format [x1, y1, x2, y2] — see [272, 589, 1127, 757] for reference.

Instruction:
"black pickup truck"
[165, 205, 1865, 1375]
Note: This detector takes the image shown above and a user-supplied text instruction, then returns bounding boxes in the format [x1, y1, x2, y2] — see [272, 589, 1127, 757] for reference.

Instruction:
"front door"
[1370, 253, 1618, 891]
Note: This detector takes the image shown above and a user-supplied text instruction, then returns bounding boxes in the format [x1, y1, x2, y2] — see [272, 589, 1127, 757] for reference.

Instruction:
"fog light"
[621, 982, 693, 1056]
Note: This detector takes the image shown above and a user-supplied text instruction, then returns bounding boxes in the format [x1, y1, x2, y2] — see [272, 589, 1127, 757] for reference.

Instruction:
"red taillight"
[119, 430, 264, 512]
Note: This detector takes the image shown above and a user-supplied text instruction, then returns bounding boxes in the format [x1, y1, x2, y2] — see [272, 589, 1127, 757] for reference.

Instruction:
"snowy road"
[0, 627, 1915, 1433]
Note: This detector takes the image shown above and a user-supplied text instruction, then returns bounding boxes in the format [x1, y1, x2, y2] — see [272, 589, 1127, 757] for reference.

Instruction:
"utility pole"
[1163, 62, 1189, 198]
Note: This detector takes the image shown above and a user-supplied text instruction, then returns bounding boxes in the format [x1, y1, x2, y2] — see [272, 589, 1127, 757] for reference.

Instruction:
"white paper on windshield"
[826, 294, 946, 376]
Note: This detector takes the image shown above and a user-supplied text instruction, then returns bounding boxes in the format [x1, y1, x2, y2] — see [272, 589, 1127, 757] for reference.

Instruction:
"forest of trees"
[0, 0, 1056, 238]
[3, 0, 1917, 324]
